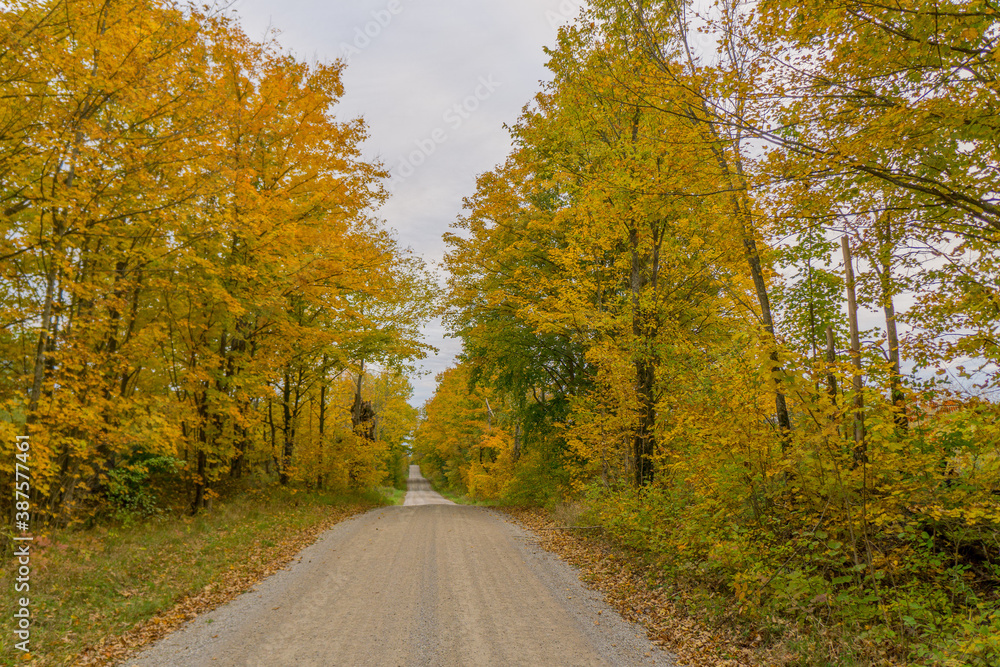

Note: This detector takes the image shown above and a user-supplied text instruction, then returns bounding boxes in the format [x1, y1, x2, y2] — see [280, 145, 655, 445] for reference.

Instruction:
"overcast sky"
[223, 1, 995, 411]
[228, 0, 583, 408]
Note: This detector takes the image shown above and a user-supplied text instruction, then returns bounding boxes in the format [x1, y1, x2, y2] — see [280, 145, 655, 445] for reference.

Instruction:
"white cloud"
[231, 0, 574, 406]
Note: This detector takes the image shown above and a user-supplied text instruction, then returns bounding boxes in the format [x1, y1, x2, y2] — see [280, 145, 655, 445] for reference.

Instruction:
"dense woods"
[5, 0, 1000, 663]
[0, 0, 431, 521]
[414, 0, 1000, 663]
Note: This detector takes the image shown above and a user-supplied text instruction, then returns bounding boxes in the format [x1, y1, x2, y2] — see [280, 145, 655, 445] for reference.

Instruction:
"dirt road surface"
[126, 466, 675, 666]
[402, 465, 456, 506]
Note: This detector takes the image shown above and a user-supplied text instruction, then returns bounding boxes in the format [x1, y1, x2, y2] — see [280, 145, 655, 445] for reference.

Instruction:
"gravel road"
[402, 466, 456, 506]
[126, 466, 675, 666]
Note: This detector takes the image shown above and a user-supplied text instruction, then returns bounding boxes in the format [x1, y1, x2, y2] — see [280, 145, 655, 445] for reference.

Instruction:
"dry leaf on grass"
[503, 507, 775, 667]
[73, 505, 369, 666]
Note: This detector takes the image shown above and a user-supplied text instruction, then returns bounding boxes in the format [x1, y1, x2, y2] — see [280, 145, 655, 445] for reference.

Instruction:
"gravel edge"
[499, 507, 767, 667]
[74, 503, 373, 666]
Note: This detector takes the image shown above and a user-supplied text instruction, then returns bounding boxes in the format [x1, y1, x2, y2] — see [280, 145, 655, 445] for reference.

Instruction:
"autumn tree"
[0, 0, 433, 521]
[432, 1, 1000, 661]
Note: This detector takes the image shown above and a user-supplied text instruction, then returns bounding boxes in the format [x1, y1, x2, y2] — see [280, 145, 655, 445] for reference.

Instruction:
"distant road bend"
[403, 467, 456, 506]
[128, 465, 675, 666]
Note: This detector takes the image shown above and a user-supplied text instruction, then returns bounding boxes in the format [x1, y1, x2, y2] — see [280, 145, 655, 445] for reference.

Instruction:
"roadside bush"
[104, 454, 182, 519]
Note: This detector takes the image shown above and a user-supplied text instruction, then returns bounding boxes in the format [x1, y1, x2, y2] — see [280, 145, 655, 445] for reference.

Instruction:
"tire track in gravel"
[125, 467, 676, 666]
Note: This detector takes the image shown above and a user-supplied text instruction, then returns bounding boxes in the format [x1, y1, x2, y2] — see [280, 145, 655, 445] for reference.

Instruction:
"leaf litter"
[503, 507, 790, 667]
[71, 504, 370, 666]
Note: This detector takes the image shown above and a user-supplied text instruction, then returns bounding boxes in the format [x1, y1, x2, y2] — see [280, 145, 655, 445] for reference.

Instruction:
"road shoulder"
[502, 507, 763, 667]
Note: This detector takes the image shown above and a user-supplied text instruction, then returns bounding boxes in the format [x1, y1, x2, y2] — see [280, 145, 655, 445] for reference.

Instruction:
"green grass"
[424, 480, 496, 506]
[377, 486, 406, 505]
[1, 486, 381, 665]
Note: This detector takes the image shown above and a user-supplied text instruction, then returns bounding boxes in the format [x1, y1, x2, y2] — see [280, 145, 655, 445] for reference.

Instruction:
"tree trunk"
[630, 224, 657, 487]
[26, 253, 59, 426]
[280, 371, 294, 485]
[842, 237, 867, 465]
[318, 364, 327, 489]
[267, 398, 277, 476]
[29, 123, 86, 427]
[192, 390, 209, 515]
[192, 449, 207, 515]
[512, 423, 522, 463]
[741, 225, 793, 442]
[229, 318, 253, 478]
[351, 359, 365, 430]
[825, 326, 839, 407]
[876, 214, 907, 432]
[883, 293, 907, 432]
[633, 358, 656, 487]
[632, 7, 794, 445]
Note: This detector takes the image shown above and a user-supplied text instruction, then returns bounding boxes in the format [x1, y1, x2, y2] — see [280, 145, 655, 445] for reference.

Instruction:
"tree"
[0, 0, 434, 521]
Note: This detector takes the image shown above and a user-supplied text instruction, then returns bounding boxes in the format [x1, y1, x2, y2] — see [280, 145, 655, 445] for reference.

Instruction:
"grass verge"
[419, 476, 494, 506]
[1, 487, 381, 666]
[377, 486, 406, 505]
[435, 486, 498, 506]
